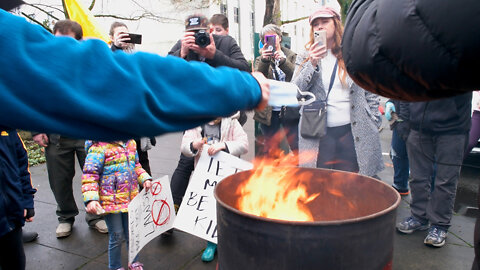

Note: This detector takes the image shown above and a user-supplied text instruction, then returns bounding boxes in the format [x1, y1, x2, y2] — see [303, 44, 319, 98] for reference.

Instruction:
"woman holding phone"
[292, 4, 384, 178]
[254, 24, 298, 159]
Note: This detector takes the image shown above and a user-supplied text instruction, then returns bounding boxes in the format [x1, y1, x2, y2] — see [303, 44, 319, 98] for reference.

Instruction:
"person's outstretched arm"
[0, 10, 268, 140]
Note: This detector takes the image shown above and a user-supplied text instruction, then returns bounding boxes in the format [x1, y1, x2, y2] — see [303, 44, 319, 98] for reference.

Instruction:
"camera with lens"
[194, 30, 211, 48]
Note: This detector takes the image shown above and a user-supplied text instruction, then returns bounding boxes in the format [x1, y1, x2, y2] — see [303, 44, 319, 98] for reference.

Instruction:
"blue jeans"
[104, 212, 138, 270]
[390, 128, 409, 190]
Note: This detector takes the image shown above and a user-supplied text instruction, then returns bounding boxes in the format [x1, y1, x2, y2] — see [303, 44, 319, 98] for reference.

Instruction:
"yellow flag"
[64, 0, 110, 43]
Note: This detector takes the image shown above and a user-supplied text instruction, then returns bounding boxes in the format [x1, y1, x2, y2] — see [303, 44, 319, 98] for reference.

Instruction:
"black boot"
[22, 231, 38, 243]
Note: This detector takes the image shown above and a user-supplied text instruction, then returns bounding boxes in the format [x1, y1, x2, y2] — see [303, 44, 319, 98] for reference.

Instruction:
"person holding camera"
[169, 14, 249, 70]
[167, 13, 250, 263]
[1, 1, 269, 141]
[254, 24, 298, 159]
[0, 2, 269, 267]
[109, 21, 156, 176]
[109, 21, 135, 53]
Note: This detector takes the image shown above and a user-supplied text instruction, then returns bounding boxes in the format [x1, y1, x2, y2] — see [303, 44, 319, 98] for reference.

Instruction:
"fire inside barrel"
[215, 166, 400, 270]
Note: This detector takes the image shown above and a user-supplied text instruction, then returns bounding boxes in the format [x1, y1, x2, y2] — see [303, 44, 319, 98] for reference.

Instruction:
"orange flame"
[237, 142, 320, 222]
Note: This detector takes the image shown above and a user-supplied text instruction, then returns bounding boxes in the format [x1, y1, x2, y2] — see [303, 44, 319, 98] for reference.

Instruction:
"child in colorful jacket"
[82, 140, 152, 270]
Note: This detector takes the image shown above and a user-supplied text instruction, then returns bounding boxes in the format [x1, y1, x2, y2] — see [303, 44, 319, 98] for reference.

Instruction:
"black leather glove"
[150, 137, 157, 146]
[25, 208, 35, 219]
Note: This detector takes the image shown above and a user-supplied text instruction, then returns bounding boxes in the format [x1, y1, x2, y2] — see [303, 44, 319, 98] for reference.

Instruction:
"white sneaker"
[93, 220, 108, 234]
[56, 223, 72, 238]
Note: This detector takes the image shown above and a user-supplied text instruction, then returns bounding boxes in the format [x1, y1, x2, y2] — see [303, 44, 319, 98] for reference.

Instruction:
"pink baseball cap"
[309, 6, 340, 25]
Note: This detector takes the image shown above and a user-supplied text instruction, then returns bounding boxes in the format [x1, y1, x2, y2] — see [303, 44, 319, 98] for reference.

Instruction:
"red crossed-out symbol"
[151, 182, 162, 196]
[151, 199, 171, 226]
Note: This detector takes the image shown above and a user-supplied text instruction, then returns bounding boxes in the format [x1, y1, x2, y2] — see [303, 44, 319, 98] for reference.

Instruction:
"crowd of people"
[0, 3, 269, 269]
[1, 0, 480, 269]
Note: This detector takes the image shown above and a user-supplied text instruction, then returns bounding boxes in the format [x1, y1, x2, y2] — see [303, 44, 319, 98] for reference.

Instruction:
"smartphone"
[264, 35, 276, 52]
[125, 33, 142, 44]
[314, 30, 327, 46]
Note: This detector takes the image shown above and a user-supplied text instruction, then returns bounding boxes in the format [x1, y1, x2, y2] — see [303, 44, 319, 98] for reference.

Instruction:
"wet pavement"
[23, 113, 478, 270]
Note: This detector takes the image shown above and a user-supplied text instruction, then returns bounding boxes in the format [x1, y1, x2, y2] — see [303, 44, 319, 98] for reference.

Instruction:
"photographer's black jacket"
[342, 0, 480, 101]
[168, 34, 249, 72]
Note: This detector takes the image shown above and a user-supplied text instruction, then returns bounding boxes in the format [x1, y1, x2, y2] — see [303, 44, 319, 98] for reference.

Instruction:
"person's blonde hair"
[305, 16, 347, 87]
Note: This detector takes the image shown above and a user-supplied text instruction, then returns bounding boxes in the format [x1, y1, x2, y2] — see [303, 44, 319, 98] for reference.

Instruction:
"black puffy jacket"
[1, 0, 23, 11]
[343, 0, 480, 101]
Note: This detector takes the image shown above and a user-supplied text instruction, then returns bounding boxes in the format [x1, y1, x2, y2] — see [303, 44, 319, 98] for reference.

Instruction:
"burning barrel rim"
[214, 168, 401, 226]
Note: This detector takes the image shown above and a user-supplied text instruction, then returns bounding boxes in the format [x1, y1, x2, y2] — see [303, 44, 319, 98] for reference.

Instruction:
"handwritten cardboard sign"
[173, 148, 253, 243]
[128, 176, 175, 263]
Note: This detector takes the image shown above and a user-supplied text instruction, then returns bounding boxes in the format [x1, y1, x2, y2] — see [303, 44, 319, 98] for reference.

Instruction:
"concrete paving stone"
[23, 200, 109, 259]
[29, 166, 57, 206]
[456, 164, 480, 214]
[24, 242, 91, 270]
[154, 133, 183, 151]
[22, 111, 477, 270]
[449, 214, 476, 247]
[140, 230, 216, 270]
[73, 260, 108, 270]
[393, 233, 474, 270]
[92, 230, 215, 270]
[182, 256, 217, 270]
[149, 158, 180, 176]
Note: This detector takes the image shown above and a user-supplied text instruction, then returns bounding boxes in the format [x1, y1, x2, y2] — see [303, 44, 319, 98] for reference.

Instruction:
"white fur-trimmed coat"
[181, 117, 248, 163]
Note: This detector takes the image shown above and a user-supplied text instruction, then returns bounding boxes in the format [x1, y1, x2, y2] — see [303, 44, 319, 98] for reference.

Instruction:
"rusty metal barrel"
[214, 167, 401, 270]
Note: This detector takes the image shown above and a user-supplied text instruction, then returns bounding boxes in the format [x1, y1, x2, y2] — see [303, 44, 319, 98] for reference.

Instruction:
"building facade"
[17, 0, 337, 62]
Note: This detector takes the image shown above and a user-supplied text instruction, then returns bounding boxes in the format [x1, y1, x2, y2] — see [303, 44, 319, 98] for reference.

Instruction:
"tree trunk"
[263, 0, 281, 26]
[61, 0, 68, 19]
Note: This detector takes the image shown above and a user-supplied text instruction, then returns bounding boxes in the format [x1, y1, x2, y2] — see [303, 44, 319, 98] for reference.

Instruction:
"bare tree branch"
[281, 16, 308, 25]
[130, 0, 147, 10]
[94, 13, 180, 23]
[21, 0, 185, 28]
[169, 0, 211, 11]
[61, 0, 68, 19]
[94, 14, 142, 21]
[27, 3, 64, 14]
[24, 3, 61, 20]
[21, 12, 52, 32]
[88, 0, 96, 11]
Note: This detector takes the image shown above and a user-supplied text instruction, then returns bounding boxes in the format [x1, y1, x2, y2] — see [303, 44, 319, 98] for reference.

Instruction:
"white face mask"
[267, 80, 316, 107]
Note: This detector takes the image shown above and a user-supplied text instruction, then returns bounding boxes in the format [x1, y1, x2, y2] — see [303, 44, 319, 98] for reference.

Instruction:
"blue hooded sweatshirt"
[0, 9, 262, 141]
